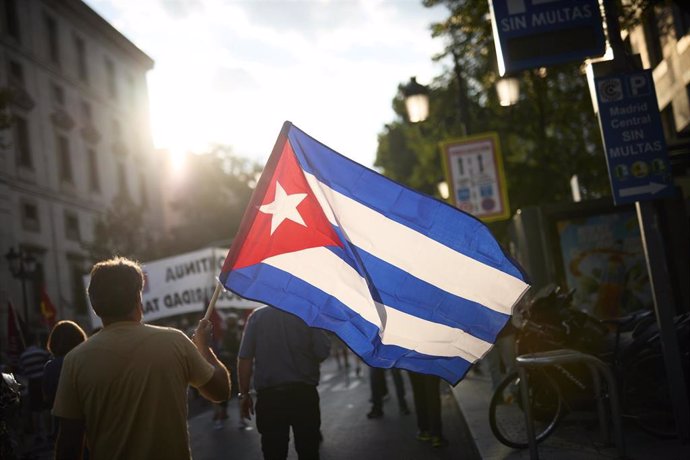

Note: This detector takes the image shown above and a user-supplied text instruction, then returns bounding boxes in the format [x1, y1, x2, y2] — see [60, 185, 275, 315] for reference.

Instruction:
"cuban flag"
[220, 122, 529, 384]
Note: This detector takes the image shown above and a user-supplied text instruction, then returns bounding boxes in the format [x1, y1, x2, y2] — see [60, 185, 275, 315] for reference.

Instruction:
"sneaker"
[431, 436, 449, 448]
[416, 431, 431, 442]
[213, 420, 224, 430]
[366, 408, 384, 419]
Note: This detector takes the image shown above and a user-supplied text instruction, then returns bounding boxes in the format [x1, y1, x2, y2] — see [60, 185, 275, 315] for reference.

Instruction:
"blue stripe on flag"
[335, 245, 510, 343]
[288, 126, 525, 280]
[223, 265, 473, 384]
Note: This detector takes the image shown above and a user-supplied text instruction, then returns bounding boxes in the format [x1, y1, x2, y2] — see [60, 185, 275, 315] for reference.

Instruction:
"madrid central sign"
[490, 0, 606, 74]
[594, 68, 675, 205]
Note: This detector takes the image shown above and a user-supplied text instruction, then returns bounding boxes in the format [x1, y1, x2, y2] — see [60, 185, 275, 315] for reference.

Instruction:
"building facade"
[0, 0, 163, 340]
[626, 3, 690, 190]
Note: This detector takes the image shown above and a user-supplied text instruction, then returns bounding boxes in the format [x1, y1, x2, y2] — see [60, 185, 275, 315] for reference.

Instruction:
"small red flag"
[6, 300, 26, 366]
[39, 285, 58, 328]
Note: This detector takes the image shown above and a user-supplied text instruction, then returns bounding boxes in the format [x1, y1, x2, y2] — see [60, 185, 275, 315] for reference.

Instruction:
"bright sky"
[83, 0, 449, 168]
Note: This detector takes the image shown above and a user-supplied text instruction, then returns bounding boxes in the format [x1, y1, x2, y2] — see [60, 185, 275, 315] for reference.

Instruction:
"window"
[80, 100, 92, 125]
[4, 0, 20, 41]
[56, 134, 73, 183]
[672, 4, 690, 38]
[656, 6, 676, 52]
[118, 163, 129, 196]
[127, 74, 136, 107]
[139, 173, 148, 208]
[44, 13, 60, 67]
[74, 35, 88, 83]
[661, 103, 676, 141]
[642, 9, 664, 68]
[105, 57, 117, 99]
[64, 211, 80, 241]
[9, 60, 24, 87]
[21, 202, 40, 232]
[86, 148, 100, 192]
[112, 118, 122, 139]
[14, 116, 32, 168]
[69, 261, 88, 314]
[51, 83, 65, 107]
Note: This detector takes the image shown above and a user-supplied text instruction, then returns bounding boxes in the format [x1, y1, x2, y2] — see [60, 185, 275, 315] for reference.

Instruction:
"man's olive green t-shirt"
[53, 322, 214, 460]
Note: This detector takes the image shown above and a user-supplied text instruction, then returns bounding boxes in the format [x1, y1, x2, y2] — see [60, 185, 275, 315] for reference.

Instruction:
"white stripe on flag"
[263, 247, 491, 362]
[304, 172, 528, 315]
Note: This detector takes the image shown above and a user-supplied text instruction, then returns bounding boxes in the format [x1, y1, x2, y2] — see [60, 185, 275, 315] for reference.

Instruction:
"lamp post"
[401, 77, 430, 123]
[5, 247, 37, 325]
[403, 76, 520, 125]
[496, 77, 520, 107]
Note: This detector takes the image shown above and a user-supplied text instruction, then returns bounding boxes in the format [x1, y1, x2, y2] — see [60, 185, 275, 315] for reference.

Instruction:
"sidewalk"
[451, 368, 690, 460]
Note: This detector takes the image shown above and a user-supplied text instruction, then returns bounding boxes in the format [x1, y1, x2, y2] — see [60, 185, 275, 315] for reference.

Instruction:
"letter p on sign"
[629, 74, 650, 97]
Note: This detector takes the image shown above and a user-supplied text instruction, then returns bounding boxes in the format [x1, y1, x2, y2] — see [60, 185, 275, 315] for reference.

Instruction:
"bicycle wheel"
[489, 370, 564, 449]
[622, 353, 677, 438]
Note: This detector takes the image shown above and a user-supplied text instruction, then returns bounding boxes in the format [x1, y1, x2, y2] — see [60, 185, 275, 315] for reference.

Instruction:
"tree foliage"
[84, 145, 260, 262]
[161, 145, 261, 254]
[83, 193, 156, 263]
[376, 0, 622, 239]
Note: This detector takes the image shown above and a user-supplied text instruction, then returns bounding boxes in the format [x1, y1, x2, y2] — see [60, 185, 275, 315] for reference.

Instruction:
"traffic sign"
[440, 132, 510, 222]
[594, 69, 674, 205]
[489, 0, 606, 74]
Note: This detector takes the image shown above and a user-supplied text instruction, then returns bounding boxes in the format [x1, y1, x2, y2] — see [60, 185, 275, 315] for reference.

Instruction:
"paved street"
[189, 356, 480, 460]
[12, 356, 478, 459]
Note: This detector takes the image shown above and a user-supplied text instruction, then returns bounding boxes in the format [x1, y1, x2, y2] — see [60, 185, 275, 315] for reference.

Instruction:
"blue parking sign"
[595, 69, 675, 205]
[490, 0, 606, 74]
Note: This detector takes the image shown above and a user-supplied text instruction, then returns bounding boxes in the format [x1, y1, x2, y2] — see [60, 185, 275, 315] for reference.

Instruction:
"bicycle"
[488, 285, 688, 449]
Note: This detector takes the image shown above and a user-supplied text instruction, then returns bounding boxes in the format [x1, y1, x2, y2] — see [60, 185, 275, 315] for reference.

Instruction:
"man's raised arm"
[192, 319, 231, 403]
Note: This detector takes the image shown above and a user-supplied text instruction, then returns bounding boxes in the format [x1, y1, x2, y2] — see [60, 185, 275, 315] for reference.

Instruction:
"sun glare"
[167, 147, 187, 176]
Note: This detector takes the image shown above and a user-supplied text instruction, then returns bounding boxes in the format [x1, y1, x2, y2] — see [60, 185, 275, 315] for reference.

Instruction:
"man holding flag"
[219, 122, 529, 386]
[53, 257, 230, 460]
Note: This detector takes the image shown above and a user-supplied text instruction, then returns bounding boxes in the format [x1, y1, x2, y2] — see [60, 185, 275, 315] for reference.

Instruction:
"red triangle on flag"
[231, 141, 342, 270]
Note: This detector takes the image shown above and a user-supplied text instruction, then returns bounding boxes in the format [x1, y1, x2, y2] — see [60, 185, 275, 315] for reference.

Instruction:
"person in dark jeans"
[408, 371, 448, 448]
[367, 367, 410, 418]
[237, 306, 331, 460]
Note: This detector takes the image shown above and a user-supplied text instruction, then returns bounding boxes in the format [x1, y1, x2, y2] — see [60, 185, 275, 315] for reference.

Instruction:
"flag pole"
[203, 282, 223, 321]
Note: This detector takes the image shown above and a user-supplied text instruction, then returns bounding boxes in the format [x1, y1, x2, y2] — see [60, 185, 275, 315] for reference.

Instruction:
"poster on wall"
[557, 211, 652, 319]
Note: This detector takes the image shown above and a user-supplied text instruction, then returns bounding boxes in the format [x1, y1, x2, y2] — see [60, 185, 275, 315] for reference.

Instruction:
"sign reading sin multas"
[595, 69, 675, 205]
[489, 0, 606, 74]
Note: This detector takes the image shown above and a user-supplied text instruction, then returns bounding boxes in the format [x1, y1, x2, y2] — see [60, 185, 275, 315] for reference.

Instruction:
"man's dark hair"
[88, 256, 144, 319]
[47, 320, 87, 356]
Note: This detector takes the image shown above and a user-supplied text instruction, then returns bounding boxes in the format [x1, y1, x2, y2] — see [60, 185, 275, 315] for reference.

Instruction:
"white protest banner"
[84, 247, 261, 328]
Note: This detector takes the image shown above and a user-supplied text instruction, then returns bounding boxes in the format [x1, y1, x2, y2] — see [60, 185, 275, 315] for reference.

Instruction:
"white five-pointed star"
[259, 181, 308, 235]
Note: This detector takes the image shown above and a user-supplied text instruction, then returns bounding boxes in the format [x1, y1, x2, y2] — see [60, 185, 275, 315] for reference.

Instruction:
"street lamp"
[402, 77, 429, 123]
[5, 247, 37, 325]
[496, 77, 520, 107]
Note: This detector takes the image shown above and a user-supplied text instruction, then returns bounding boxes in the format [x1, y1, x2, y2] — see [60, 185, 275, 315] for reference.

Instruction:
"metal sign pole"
[598, 0, 690, 439]
[636, 201, 690, 439]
